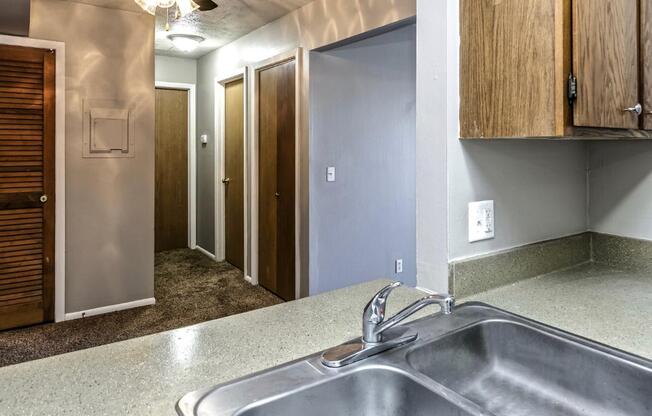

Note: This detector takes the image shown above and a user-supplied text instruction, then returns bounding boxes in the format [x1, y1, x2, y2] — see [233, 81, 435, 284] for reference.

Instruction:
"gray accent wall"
[30, 0, 155, 312]
[196, 56, 216, 254]
[308, 25, 416, 294]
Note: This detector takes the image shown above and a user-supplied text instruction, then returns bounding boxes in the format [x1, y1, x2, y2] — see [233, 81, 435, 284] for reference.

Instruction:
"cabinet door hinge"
[568, 73, 577, 105]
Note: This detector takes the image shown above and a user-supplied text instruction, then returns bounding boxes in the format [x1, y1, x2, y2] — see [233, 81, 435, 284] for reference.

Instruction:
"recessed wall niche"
[82, 99, 135, 158]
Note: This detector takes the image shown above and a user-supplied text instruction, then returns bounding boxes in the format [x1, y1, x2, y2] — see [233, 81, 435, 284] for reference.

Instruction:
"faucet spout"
[363, 283, 455, 344]
[321, 282, 455, 368]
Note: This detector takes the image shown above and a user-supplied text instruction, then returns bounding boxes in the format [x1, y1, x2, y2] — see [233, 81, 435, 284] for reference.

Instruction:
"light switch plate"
[327, 166, 336, 182]
[468, 200, 494, 242]
[395, 259, 403, 274]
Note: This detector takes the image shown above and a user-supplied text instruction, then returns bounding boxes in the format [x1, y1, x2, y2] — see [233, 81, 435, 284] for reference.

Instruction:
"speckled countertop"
[0, 280, 427, 416]
[465, 262, 652, 359]
[1, 265, 651, 415]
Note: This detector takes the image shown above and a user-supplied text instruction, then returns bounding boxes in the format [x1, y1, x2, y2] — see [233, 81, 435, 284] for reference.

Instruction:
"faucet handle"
[364, 281, 402, 324]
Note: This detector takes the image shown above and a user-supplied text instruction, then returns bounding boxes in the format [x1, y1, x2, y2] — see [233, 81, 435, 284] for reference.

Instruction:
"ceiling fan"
[134, 0, 218, 17]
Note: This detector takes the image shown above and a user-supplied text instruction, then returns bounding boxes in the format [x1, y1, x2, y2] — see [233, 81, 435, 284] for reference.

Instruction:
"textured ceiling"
[65, 0, 314, 59]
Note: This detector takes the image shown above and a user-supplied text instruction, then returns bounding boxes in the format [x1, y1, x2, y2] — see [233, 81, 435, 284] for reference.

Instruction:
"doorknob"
[623, 103, 642, 115]
[222, 177, 230, 184]
[39, 195, 48, 203]
[275, 192, 280, 197]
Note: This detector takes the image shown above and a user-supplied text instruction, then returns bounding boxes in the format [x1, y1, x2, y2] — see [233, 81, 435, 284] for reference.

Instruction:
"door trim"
[215, 67, 248, 273]
[250, 48, 307, 299]
[0, 35, 66, 322]
[154, 81, 197, 250]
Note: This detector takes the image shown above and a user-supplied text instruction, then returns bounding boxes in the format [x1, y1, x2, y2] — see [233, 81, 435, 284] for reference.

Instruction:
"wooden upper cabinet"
[573, 0, 639, 129]
[460, 0, 652, 139]
[460, 0, 569, 138]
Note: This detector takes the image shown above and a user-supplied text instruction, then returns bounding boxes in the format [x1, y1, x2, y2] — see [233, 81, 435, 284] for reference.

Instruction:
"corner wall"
[30, 0, 155, 313]
[589, 142, 652, 240]
[418, 0, 588, 293]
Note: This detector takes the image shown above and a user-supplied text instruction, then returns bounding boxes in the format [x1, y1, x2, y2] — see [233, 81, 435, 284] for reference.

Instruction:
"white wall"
[155, 55, 197, 84]
[309, 25, 416, 294]
[415, 0, 451, 291]
[589, 142, 652, 240]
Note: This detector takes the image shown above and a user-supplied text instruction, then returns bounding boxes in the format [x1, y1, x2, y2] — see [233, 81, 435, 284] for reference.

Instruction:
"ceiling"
[66, 0, 314, 59]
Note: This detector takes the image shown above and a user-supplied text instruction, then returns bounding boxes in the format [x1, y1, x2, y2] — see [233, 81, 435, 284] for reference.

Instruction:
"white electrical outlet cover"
[468, 200, 495, 242]
[327, 166, 335, 182]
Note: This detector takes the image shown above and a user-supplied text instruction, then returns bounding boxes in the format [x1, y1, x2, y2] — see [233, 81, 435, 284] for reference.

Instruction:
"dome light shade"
[167, 34, 205, 52]
[134, 0, 198, 15]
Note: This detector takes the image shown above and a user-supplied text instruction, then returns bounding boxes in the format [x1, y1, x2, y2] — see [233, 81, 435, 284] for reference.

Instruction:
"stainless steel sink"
[177, 303, 652, 416]
[407, 319, 652, 416]
[235, 368, 473, 416]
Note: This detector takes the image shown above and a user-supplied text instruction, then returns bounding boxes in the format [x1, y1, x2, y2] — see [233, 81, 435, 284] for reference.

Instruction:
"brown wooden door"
[155, 88, 188, 252]
[258, 60, 295, 301]
[224, 79, 245, 270]
[573, 0, 640, 129]
[0, 45, 55, 330]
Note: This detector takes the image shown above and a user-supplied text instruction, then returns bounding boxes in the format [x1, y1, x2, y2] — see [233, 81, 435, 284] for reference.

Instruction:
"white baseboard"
[244, 275, 255, 284]
[194, 245, 217, 261]
[64, 297, 156, 321]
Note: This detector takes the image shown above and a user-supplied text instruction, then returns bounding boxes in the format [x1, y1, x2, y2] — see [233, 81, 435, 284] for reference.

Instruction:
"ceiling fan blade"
[194, 0, 218, 11]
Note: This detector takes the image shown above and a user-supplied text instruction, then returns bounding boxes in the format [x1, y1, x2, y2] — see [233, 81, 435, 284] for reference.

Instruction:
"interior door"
[0, 44, 55, 330]
[573, 0, 640, 129]
[155, 88, 188, 252]
[258, 60, 296, 301]
[224, 79, 245, 271]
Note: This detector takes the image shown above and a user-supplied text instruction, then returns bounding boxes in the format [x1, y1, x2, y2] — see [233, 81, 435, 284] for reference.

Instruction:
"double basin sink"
[177, 303, 652, 416]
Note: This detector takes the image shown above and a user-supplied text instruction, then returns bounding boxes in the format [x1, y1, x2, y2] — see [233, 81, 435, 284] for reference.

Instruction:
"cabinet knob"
[623, 103, 642, 115]
[39, 195, 48, 203]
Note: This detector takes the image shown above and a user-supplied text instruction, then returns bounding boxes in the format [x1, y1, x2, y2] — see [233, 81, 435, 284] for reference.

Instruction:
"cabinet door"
[460, 0, 568, 138]
[573, 0, 639, 129]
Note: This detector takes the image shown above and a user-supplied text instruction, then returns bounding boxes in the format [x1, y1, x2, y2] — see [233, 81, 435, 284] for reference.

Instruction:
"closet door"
[257, 59, 296, 301]
[223, 78, 245, 271]
[0, 45, 55, 330]
[573, 0, 640, 129]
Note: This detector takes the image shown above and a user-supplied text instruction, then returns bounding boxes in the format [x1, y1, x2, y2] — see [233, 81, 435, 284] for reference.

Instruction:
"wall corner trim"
[64, 298, 156, 321]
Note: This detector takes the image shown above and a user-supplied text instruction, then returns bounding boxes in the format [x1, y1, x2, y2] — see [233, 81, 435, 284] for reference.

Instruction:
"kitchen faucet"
[321, 281, 455, 367]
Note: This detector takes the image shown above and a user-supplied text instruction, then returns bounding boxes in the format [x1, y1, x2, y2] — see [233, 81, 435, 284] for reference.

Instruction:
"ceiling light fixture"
[167, 34, 205, 52]
[134, 0, 199, 17]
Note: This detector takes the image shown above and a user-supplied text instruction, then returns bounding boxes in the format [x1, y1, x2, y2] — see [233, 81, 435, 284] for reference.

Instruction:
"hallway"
[0, 249, 282, 367]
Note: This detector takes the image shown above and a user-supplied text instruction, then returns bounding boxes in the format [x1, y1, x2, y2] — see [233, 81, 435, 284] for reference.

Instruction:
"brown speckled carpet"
[0, 249, 283, 367]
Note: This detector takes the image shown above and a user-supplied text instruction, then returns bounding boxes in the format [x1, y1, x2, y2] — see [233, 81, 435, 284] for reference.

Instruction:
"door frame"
[215, 68, 249, 273]
[250, 48, 307, 299]
[0, 35, 66, 322]
[154, 81, 197, 250]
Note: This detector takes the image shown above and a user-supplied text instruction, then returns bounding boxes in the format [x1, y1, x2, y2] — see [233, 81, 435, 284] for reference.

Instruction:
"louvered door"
[0, 45, 55, 330]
